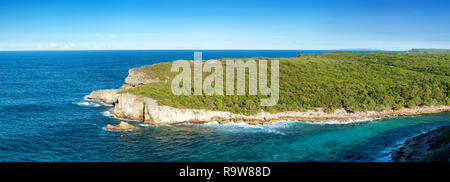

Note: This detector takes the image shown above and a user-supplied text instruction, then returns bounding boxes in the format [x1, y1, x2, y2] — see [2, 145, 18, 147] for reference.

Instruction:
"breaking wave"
[301, 118, 380, 125]
[191, 120, 300, 135]
[73, 101, 102, 107]
[101, 110, 141, 122]
[101, 110, 115, 117]
[73, 95, 113, 107]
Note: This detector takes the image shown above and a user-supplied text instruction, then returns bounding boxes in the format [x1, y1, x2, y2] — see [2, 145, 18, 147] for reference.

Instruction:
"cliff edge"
[87, 62, 450, 125]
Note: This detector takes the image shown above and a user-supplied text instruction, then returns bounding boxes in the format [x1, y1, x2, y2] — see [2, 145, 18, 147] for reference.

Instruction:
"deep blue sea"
[0, 50, 448, 162]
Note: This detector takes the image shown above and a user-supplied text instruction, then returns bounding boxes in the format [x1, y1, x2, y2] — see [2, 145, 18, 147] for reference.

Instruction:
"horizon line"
[0, 48, 411, 52]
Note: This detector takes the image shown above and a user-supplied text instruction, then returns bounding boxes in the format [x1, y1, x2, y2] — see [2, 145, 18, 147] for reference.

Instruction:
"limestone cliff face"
[121, 67, 160, 89]
[87, 64, 450, 125]
[85, 89, 239, 124]
[86, 89, 119, 105]
[110, 93, 145, 121]
[88, 87, 450, 125]
[142, 97, 234, 124]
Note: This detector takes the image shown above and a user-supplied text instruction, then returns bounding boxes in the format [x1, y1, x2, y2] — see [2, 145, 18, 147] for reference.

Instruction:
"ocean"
[0, 50, 448, 162]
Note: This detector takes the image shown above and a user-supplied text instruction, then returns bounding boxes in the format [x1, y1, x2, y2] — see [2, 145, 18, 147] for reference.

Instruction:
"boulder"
[106, 121, 136, 131]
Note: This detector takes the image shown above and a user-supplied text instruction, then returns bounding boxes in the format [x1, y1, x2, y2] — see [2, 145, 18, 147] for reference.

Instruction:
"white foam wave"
[192, 121, 288, 135]
[211, 121, 263, 128]
[103, 114, 379, 133]
[302, 118, 379, 125]
[182, 118, 377, 128]
[83, 95, 113, 106]
[83, 95, 91, 101]
[266, 120, 300, 127]
[171, 118, 378, 135]
[72, 101, 102, 107]
[101, 110, 142, 122]
[139, 123, 174, 127]
[73, 96, 113, 107]
[139, 123, 153, 127]
[101, 110, 114, 117]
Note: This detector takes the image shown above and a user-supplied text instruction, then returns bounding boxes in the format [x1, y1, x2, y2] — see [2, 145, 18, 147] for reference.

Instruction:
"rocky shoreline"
[105, 121, 136, 131]
[88, 88, 450, 126]
[394, 126, 450, 162]
[87, 65, 450, 126]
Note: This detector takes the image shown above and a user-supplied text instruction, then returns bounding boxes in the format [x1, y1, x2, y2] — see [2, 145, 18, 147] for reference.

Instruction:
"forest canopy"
[121, 52, 450, 115]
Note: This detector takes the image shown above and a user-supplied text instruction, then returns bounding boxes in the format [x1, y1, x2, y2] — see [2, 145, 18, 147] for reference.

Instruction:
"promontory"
[87, 52, 450, 125]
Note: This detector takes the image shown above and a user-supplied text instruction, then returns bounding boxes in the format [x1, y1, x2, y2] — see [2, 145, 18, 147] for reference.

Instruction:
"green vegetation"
[120, 52, 450, 115]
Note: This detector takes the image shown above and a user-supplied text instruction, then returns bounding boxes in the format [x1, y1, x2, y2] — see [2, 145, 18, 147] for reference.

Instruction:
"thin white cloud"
[63, 43, 75, 49]
[34, 42, 76, 50]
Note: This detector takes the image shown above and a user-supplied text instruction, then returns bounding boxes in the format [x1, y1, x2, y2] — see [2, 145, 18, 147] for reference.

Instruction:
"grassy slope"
[120, 52, 450, 115]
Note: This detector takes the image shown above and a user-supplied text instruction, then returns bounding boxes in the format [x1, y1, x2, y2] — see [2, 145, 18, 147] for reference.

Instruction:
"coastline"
[86, 60, 450, 126]
[87, 89, 450, 125]
[394, 126, 450, 162]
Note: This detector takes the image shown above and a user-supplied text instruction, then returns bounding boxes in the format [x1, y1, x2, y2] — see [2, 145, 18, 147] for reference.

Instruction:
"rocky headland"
[87, 63, 450, 126]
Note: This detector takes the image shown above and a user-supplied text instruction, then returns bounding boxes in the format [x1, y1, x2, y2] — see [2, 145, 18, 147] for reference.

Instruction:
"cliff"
[87, 53, 450, 125]
[87, 85, 450, 125]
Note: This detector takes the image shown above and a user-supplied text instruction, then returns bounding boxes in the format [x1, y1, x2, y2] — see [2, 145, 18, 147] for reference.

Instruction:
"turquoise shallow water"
[0, 50, 448, 162]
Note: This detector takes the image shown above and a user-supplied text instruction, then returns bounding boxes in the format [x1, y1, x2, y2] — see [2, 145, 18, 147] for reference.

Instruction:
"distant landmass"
[409, 49, 450, 54]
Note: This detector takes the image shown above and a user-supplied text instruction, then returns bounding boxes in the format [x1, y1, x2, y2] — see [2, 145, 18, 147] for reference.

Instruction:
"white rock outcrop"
[86, 89, 119, 105]
[121, 67, 159, 88]
[87, 88, 450, 125]
[110, 93, 145, 121]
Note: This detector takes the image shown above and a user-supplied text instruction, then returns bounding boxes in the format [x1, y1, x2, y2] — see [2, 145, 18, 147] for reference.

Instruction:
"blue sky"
[1, 0, 449, 50]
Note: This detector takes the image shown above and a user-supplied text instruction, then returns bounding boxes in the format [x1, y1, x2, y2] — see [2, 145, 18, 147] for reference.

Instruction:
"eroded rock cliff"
[87, 88, 450, 125]
[86, 89, 119, 105]
[121, 66, 160, 89]
[87, 62, 450, 125]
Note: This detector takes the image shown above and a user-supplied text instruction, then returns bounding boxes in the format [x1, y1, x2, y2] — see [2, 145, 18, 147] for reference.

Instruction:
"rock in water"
[106, 121, 136, 131]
